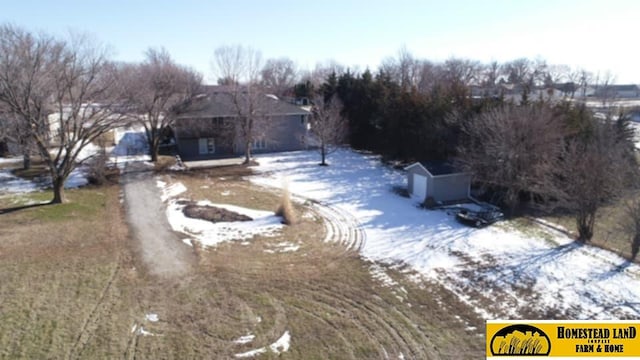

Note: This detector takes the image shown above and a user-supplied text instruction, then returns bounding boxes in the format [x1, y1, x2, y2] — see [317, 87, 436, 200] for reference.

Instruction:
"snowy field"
[251, 149, 640, 320]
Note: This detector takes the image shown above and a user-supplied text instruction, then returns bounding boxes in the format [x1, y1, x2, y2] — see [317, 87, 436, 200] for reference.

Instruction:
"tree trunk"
[320, 142, 327, 166]
[51, 177, 65, 204]
[632, 234, 640, 260]
[576, 211, 595, 242]
[243, 141, 252, 164]
[150, 147, 158, 162]
[0, 140, 8, 157]
[23, 153, 31, 170]
[149, 138, 159, 162]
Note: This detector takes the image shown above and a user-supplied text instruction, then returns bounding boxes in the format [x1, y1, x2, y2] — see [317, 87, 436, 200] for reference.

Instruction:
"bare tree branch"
[310, 94, 347, 166]
[0, 24, 125, 203]
[120, 47, 202, 162]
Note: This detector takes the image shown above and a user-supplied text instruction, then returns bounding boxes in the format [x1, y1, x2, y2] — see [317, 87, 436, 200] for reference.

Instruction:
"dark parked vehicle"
[455, 209, 504, 228]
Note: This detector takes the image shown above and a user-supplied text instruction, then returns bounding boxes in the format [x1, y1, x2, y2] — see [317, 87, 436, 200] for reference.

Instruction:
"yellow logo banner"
[487, 320, 640, 358]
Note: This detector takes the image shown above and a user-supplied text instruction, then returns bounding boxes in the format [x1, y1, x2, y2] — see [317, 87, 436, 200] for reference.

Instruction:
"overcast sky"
[1, 0, 638, 84]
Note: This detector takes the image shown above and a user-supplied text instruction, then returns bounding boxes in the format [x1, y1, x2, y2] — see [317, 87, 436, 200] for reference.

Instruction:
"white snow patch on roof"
[251, 149, 640, 319]
[234, 331, 290, 358]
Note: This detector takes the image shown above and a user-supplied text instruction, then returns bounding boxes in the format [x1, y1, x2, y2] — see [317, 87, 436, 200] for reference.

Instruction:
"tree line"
[1, 24, 638, 254]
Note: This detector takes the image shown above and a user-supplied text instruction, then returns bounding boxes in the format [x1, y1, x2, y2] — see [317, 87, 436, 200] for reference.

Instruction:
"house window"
[252, 137, 266, 150]
[213, 117, 224, 126]
[198, 138, 215, 154]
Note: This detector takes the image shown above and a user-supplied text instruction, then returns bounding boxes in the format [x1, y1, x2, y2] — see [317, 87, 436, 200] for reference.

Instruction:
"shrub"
[87, 151, 109, 185]
[422, 196, 438, 209]
[275, 184, 297, 225]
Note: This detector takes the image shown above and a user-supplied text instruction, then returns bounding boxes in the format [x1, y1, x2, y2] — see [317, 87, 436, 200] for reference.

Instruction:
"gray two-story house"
[172, 86, 311, 160]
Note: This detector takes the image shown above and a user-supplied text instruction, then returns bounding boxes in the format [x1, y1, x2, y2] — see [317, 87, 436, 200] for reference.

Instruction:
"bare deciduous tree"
[0, 109, 35, 168]
[455, 104, 565, 214]
[121, 48, 202, 162]
[0, 25, 124, 203]
[261, 57, 298, 97]
[621, 197, 640, 260]
[310, 94, 347, 166]
[212, 45, 269, 164]
[553, 120, 630, 242]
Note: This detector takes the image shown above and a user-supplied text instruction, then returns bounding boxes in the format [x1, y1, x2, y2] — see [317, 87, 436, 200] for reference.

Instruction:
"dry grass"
[0, 165, 487, 359]
[275, 184, 297, 225]
[154, 155, 177, 172]
[540, 193, 640, 262]
[0, 186, 138, 359]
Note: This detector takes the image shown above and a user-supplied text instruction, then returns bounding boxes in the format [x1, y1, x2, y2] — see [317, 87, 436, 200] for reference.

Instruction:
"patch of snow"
[160, 187, 284, 247]
[131, 324, 137, 333]
[145, 313, 159, 322]
[65, 167, 89, 189]
[264, 241, 300, 253]
[76, 142, 103, 162]
[221, 190, 231, 196]
[107, 129, 151, 168]
[157, 180, 186, 202]
[182, 239, 193, 246]
[0, 166, 88, 195]
[137, 327, 155, 336]
[0, 169, 40, 194]
[301, 211, 316, 220]
[369, 263, 399, 288]
[0, 156, 22, 164]
[234, 331, 290, 358]
[251, 149, 640, 319]
[233, 333, 255, 344]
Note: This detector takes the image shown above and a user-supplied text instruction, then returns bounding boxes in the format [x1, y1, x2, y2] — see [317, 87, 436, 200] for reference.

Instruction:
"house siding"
[176, 137, 235, 160]
[431, 174, 471, 202]
[405, 162, 470, 203]
[175, 114, 308, 160]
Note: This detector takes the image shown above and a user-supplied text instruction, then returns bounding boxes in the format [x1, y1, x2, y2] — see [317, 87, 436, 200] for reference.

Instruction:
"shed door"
[412, 174, 427, 200]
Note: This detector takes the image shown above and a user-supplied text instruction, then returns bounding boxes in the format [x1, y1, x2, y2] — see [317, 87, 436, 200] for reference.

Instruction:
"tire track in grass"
[305, 200, 365, 252]
[288, 281, 431, 359]
[66, 260, 121, 360]
[285, 302, 360, 359]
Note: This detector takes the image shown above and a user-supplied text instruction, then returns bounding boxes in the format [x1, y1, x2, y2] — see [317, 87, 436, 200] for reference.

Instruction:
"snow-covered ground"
[157, 180, 284, 248]
[251, 149, 640, 320]
[0, 128, 150, 195]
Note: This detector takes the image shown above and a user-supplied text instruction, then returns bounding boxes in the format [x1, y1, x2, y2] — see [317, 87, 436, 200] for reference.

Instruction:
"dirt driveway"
[122, 162, 195, 277]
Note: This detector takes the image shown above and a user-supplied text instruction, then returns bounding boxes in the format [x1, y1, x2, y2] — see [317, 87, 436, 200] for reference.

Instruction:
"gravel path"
[122, 162, 195, 277]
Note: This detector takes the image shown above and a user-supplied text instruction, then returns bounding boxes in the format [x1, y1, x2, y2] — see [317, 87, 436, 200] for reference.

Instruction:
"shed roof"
[405, 161, 466, 177]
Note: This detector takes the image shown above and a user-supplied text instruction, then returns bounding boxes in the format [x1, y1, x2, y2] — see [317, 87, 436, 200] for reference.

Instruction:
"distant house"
[405, 162, 471, 203]
[595, 84, 640, 99]
[173, 87, 311, 160]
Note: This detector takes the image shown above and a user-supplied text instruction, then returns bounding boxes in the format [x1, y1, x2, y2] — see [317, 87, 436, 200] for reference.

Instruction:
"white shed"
[405, 162, 471, 203]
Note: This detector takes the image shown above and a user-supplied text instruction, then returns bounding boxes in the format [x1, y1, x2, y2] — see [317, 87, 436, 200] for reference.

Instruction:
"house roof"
[601, 84, 640, 92]
[404, 161, 467, 176]
[175, 87, 309, 119]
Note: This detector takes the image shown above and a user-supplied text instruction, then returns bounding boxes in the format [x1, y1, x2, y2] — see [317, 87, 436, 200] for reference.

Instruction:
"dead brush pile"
[275, 184, 297, 225]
